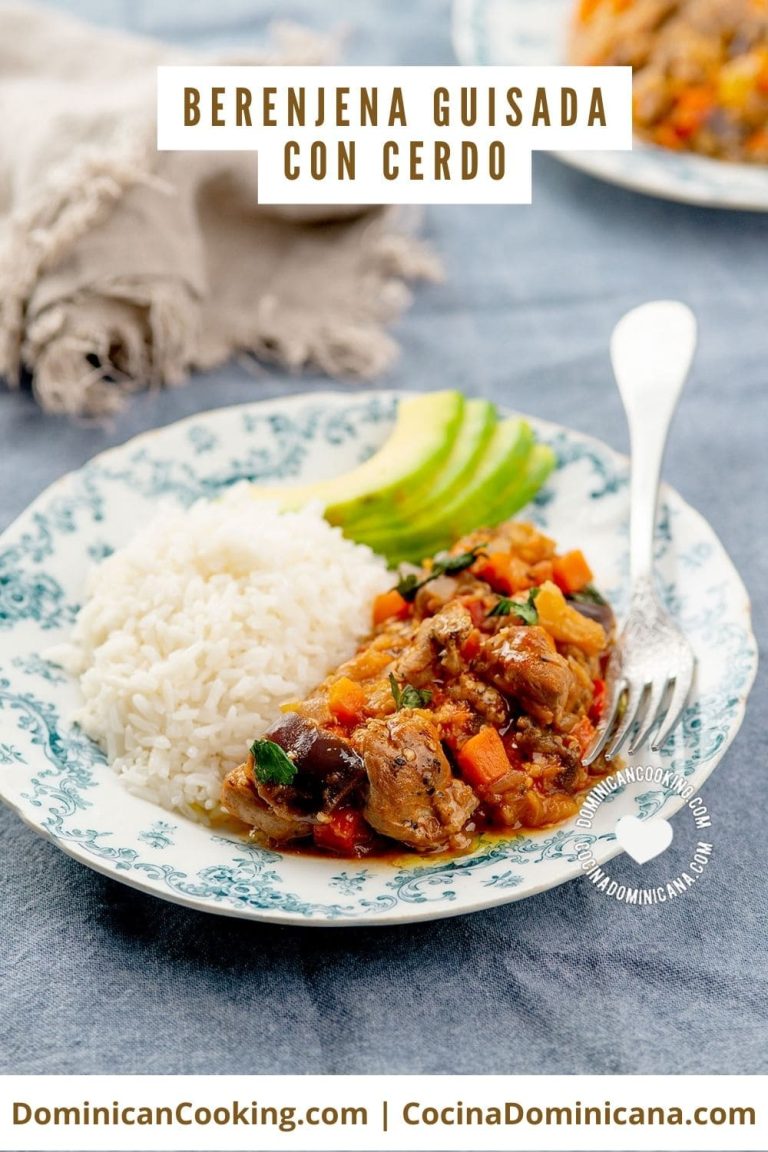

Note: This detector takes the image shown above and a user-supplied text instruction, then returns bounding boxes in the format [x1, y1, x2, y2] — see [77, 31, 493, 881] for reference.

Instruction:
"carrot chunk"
[670, 86, 714, 137]
[458, 726, 512, 791]
[373, 589, 409, 626]
[552, 549, 593, 595]
[474, 552, 532, 595]
[313, 808, 373, 856]
[328, 677, 367, 727]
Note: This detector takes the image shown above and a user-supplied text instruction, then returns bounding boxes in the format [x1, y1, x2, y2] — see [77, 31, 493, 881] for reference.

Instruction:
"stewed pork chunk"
[476, 625, 576, 727]
[357, 712, 478, 851]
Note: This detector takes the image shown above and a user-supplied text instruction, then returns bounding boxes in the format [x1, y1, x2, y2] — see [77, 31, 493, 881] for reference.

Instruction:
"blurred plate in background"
[453, 0, 768, 212]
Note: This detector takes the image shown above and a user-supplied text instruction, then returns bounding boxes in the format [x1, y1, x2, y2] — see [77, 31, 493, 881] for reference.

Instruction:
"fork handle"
[610, 301, 697, 587]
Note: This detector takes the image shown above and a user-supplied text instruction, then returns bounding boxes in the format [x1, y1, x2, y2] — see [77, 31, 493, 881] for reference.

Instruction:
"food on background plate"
[50, 489, 390, 820]
[249, 390, 556, 564]
[569, 0, 768, 164]
[222, 521, 615, 857]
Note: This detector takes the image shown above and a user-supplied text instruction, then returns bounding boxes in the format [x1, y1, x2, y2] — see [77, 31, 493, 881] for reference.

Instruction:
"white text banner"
[156, 65, 632, 204]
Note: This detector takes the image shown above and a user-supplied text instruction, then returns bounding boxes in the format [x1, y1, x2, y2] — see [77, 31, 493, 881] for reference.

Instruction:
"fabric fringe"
[0, 131, 155, 389]
[0, 11, 441, 417]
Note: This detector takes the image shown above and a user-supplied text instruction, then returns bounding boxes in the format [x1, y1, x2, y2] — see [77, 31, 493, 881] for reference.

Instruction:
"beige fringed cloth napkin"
[0, 3, 439, 415]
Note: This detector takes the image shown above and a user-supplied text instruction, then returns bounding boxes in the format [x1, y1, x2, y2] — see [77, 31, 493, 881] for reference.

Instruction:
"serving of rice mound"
[52, 487, 389, 820]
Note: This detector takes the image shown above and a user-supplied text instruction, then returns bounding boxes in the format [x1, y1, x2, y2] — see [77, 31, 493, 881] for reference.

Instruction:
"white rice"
[51, 487, 389, 820]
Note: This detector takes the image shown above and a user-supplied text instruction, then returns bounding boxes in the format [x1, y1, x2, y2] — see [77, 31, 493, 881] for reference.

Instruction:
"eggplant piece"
[568, 595, 614, 633]
[263, 713, 366, 815]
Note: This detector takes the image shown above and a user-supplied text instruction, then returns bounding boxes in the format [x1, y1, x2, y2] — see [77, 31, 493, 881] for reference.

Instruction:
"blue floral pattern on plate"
[0, 392, 757, 924]
[452, 0, 768, 212]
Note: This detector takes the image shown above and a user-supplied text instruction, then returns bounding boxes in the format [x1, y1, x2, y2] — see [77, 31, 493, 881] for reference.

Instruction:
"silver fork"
[584, 300, 697, 765]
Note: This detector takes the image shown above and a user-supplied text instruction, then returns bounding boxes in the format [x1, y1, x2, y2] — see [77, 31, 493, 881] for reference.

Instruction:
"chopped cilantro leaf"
[250, 739, 297, 786]
[393, 544, 487, 602]
[487, 586, 540, 625]
[389, 673, 433, 711]
[394, 572, 422, 601]
[436, 545, 488, 575]
[570, 584, 608, 607]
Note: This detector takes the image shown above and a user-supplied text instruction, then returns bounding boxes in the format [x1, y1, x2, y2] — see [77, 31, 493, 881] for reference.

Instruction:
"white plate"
[452, 0, 768, 212]
[0, 392, 757, 924]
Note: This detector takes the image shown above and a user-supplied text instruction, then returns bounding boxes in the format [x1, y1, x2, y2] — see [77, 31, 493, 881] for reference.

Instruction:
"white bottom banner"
[1, 1075, 764, 1151]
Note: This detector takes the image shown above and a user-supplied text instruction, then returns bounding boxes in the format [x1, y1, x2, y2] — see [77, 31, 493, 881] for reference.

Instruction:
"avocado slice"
[357, 417, 535, 565]
[482, 442, 557, 526]
[386, 442, 557, 565]
[250, 391, 464, 517]
[346, 398, 498, 534]
[325, 391, 465, 527]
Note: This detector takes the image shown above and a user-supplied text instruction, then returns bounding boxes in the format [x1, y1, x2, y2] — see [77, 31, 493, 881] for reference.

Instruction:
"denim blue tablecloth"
[1, 0, 766, 1077]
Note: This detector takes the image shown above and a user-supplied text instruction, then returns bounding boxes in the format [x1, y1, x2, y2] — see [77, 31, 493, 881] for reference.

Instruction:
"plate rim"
[0, 390, 759, 926]
[451, 0, 768, 213]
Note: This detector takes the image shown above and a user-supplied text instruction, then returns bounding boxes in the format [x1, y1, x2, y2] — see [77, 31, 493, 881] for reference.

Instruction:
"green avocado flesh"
[250, 391, 464, 518]
[483, 443, 557, 526]
[345, 398, 497, 535]
[247, 390, 556, 564]
[360, 418, 537, 565]
[325, 391, 465, 527]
